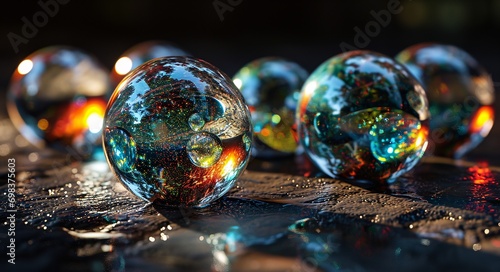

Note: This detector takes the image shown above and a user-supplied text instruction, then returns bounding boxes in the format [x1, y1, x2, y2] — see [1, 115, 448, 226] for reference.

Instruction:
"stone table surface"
[1, 116, 500, 272]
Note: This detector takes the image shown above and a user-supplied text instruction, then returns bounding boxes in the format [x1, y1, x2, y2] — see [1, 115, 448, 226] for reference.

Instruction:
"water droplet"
[288, 218, 311, 233]
[104, 127, 137, 173]
[188, 113, 205, 131]
[187, 132, 223, 168]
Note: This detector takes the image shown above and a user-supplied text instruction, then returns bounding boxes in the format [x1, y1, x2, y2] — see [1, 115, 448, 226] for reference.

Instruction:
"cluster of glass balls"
[7, 42, 494, 207]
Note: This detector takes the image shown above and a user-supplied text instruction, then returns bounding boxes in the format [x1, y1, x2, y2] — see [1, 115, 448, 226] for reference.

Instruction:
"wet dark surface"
[1, 116, 500, 272]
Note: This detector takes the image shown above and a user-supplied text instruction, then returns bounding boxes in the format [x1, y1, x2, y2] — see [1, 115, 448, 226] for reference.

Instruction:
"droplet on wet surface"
[288, 218, 311, 233]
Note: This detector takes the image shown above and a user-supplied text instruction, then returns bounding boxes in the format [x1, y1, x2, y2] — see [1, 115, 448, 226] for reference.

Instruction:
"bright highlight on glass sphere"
[17, 59, 33, 75]
[114, 57, 134, 75]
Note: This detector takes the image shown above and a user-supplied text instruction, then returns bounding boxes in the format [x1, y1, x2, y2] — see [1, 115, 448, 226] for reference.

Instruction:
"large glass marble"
[396, 43, 495, 158]
[111, 40, 189, 86]
[103, 56, 252, 207]
[296, 51, 430, 182]
[233, 57, 308, 158]
[6, 46, 111, 159]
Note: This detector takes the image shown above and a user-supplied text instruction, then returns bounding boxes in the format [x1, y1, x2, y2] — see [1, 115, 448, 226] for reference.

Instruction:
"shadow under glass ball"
[103, 56, 252, 207]
[6, 46, 111, 159]
[396, 43, 495, 158]
[296, 50, 430, 183]
[233, 57, 309, 158]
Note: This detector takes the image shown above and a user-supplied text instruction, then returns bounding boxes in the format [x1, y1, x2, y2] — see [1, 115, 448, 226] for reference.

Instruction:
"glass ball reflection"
[103, 56, 252, 207]
[6, 46, 111, 158]
[233, 57, 308, 158]
[296, 51, 430, 182]
[111, 41, 189, 86]
[396, 43, 495, 158]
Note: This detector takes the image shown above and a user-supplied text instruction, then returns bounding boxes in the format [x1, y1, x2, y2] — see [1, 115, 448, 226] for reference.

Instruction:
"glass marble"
[296, 51, 430, 182]
[6, 46, 111, 159]
[111, 40, 189, 86]
[103, 56, 252, 207]
[396, 43, 495, 158]
[233, 57, 308, 158]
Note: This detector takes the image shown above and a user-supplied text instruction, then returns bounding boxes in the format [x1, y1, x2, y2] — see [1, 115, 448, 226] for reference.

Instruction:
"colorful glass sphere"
[6, 46, 111, 158]
[103, 56, 252, 207]
[233, 57, 308, 158]
[111, 41, 189, 86]
[396, 43, 495, 158]
[296, 51, 430, 182]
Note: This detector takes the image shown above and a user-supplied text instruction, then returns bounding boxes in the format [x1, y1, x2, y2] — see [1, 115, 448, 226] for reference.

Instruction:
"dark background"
[1, 0, 500, 157]
[2, 0, 500, 77]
